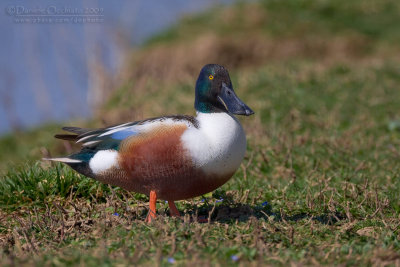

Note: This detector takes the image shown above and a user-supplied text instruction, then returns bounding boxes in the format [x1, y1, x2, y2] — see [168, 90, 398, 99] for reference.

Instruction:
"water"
[0, 0, 232, 134]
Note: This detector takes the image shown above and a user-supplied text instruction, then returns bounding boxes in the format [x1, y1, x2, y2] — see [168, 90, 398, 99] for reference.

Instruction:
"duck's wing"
[45, 115, 198, 164]
[55, 115, 199, 149]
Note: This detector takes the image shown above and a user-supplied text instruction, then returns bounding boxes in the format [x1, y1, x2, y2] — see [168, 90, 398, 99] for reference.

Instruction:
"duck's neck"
[194, 93, 227, 113]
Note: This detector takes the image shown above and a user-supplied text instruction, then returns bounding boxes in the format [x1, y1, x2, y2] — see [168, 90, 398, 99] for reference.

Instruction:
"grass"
[1, 0, 400, 265]
[0, 124, 62, 172]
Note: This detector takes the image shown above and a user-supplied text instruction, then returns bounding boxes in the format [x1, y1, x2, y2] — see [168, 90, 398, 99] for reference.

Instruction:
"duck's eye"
[208, 75, 214, 80]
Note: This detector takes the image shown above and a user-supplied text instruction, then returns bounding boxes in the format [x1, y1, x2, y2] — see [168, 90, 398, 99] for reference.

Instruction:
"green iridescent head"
[194, 64, 254, 116]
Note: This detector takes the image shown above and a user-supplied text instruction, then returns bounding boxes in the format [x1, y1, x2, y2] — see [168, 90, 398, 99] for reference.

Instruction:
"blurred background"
[0, 0, 232, 134]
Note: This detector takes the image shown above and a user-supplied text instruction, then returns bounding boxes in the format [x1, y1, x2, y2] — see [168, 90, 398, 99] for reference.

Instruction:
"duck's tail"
[42, 155, 95, 178]
[42, 157, 82, 163]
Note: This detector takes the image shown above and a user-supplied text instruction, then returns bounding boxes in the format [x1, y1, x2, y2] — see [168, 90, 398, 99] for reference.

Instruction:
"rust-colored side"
[96, 124, 235, 200]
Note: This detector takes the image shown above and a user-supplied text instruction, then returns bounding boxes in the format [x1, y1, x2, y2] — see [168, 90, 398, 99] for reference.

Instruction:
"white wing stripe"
[77, 134, 97, 143]
[106, 122, 131, 130]
[83, 140, 102, 147]
[43, 157, 82, 163]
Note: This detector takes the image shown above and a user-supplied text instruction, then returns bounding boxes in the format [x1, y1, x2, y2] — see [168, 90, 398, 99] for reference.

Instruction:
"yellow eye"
[208, 75, 214, 80]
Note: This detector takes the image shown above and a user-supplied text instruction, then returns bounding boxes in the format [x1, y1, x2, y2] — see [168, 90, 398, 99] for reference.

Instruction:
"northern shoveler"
[45, 64, 254, 222]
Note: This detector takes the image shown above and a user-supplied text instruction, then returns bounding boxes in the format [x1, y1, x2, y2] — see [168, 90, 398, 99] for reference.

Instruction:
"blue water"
[0, 0, 231, 134]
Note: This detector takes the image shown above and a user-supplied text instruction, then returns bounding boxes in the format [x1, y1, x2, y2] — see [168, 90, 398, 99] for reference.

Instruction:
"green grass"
[0, 124, 62, 172]
[1, 0, 400, 265]
[147, 0, 400, 45]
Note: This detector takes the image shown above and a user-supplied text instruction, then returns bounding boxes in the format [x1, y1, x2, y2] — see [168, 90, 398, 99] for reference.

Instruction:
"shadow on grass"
[182, 191, 346, 225]
[186, 203, 345, 225]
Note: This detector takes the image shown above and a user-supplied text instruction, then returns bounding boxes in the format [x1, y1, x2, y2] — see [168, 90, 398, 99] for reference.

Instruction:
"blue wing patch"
[111, 129, 139, 140]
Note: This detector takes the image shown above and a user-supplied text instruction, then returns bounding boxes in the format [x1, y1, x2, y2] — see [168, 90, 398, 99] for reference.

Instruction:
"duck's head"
[194, 64, 254, 116]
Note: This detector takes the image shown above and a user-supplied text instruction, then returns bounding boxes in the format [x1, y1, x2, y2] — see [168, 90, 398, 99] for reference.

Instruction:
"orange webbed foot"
[146, 190, 157, 223]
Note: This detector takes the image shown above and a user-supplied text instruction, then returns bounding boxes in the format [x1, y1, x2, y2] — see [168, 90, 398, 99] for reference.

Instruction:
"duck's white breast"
[181, 112, 247, 176]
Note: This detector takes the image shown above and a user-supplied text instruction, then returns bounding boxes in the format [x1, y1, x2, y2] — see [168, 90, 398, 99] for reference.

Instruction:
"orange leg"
[168, 201, 180, 217]
[146, 190, 157, 223]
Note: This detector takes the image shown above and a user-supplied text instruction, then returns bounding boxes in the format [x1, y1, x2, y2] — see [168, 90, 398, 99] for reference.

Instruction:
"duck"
[45, 64, 254, 222]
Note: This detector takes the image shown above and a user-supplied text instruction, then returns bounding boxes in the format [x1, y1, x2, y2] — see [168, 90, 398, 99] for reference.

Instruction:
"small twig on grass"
[54, 203, 66, 242]
[13, 216, 38, 254]
[21, 229, 38, 254]
[240, 189, 250, 203]
[241, 151, 254, 181]
[208, 202, 217, 224]
[260, 149, 269, 165]
[169, 232, 176, 256]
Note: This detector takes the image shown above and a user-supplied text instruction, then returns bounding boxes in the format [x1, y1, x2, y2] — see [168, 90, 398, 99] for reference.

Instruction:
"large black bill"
[218, 83, 254, 116]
